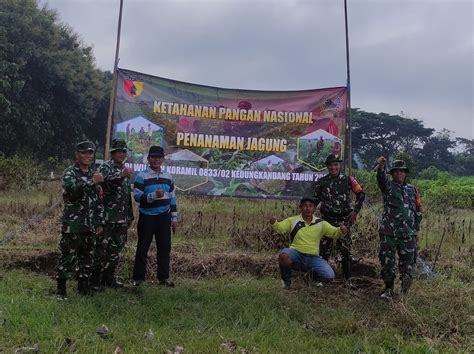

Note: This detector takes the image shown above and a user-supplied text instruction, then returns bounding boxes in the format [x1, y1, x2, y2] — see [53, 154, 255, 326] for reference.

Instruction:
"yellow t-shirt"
[272, 214, 344, 255]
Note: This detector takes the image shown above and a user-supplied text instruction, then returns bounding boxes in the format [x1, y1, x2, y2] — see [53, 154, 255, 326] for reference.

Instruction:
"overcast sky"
[45, 0, 473, 139]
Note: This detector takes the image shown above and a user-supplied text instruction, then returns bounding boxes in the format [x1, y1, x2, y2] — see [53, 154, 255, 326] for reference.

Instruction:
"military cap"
[148, 146, 165, 157]
[300, 196, 317, 205]
[110, 138, 128, 152]
[76, 141, 95, 152]
[325, 154, 343, 165]
[389, 160, 410, 174]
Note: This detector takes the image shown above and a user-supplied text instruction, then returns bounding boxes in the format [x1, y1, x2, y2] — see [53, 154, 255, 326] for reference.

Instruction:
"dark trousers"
[132, 212, 171, 282]
[319, 213, 353, 279]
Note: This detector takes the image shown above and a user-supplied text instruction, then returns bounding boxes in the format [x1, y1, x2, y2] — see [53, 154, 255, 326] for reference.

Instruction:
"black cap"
[148, 146, 164, 157]
[325, 154, 343, 165]
[300, 196, 317, 205]
[76, 141, 95, 152]
[389, 160, 410, 173]
[110, 139, 128, 152]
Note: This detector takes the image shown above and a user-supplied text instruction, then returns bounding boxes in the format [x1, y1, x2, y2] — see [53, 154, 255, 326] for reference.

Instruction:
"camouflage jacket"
[377, 169, 423, 237]
[62, 163, 104, 233]
[313, 174, 365, 218]
[98, 160, 134, 224]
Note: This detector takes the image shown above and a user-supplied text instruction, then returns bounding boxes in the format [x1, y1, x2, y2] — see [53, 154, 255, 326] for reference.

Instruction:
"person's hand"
[171, 220, 177, 233]
[269, 216, 277, 225]
[348, 211, 358, 225]
[92, 171, 104, 185]
[121, 166, 133, 178]
[96, 225, 104, 235]
[376, 156, 386, 170]
[155, 189, 164, 198]
[339, 222, 348, 236]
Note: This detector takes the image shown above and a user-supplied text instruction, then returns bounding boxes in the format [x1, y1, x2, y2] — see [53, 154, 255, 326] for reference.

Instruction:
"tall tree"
[0, 0, 110, 159]
[351, 108, 434, 168]
[414, 129, 456, 172]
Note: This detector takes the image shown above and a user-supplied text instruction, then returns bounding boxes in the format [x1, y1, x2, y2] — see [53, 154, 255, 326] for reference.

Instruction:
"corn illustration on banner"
[114, 68, 347, 199]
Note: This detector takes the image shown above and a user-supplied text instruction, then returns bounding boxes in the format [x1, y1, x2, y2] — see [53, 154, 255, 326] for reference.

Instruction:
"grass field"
[0, 183, 473, 352]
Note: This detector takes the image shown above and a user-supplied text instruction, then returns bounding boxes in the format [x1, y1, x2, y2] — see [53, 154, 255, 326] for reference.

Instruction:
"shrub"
[0, 155, 43, 191]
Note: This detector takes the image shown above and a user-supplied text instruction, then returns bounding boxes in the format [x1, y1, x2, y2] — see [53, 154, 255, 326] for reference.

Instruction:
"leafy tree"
[414, 129, 456, 172]
[0, 0, 110, 159]
[456, 137, 474, 156]
[351, 108, 433, 168]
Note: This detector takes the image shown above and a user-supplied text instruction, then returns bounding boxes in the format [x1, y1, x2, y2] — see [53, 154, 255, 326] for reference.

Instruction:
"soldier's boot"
[77, 278, 94, 296]
[102, 269, 124, 289]
[401, 276, 412, 295]
[56, 279, 67, 299]
[279, 265, 292, 290]
[379, 280, 394, 301]
[90, 270, 104, 292]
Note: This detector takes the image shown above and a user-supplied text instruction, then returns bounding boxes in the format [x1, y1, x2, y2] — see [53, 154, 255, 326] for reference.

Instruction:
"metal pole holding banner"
[104, 0, 124, 160]
[344, 0, 352, 175]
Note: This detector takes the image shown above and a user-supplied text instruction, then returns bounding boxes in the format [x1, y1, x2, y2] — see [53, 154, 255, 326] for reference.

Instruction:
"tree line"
[1, 0, 472, 176]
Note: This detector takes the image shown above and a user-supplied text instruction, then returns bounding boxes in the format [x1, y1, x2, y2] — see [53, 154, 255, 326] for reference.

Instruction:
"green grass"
[0, 185, 473, 352]
[0, 270, 472, 353]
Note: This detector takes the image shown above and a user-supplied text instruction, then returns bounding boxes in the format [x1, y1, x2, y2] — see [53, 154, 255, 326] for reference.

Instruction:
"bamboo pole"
[344, 0, 352, 174]
[104, 0, 124, 160]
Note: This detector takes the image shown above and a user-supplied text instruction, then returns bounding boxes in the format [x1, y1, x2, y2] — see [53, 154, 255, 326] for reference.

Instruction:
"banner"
[114, 68, 347, 199]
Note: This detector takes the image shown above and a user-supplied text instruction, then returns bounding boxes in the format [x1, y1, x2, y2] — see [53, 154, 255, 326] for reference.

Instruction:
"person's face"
[391, 169, 407, 183]
[148, 155, 164, 169]
[112, 150, 127, 164]
[327, 162, 341, 176]
[76, 151, 94, 167]
[300, 201, 316, 217]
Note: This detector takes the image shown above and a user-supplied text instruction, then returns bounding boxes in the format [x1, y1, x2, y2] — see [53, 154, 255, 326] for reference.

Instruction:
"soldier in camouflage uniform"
[376, 157, 422, 300]
[56, 141, 104, 298]
[93, 139, 134, 289]
[313, 154, 365, 288]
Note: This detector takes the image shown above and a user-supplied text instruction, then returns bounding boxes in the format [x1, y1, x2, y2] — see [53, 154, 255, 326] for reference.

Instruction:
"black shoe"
[56, 279, 67, 299]
[102, 271, 124, 289]
[159, 279, 175, 288]
[77, 279, 94, 296]
[379, 288, 394, 301]
[401, 277, 412, 295]
[90, 271, 105, 292]
[108, 280, 124, 289]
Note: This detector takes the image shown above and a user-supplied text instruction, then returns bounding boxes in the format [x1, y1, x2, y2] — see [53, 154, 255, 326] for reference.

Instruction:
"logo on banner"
[124, 79, 143, 97]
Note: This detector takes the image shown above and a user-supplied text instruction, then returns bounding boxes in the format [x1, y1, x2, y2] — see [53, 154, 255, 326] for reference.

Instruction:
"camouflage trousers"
[56, 232, 94, 280]
[319, 214, 353, 279]
[93, 223, 128, 274]
[378, 233, 416, 287]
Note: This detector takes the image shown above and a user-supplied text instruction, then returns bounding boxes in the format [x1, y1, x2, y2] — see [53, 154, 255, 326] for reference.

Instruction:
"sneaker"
[281, 279, 291, 290]
[159, 279, 175, 288]
[379, 288, 394, 301]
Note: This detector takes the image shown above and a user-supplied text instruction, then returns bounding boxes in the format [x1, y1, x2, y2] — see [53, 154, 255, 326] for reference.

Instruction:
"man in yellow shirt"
[270, 197, 348, 289]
